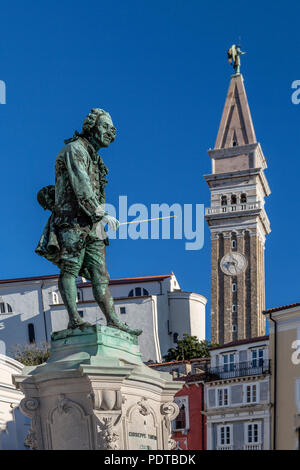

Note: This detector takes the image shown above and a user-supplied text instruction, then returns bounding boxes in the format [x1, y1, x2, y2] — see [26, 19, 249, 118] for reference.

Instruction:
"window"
[240, 193, 247, 203]
[245, 384, 258, 404]
[217, 388, 229, 407]
[128, 287, 149, 297]
[251, 348, 264, 367]
[0, 303, 13, 314]
[231, 194, 237, 205]
[221, 195, 227, 206]
[223, 353, 235, 372]
[246, 422, 260, 444]
[28, 323, 35, 343]
[78, 310, 84, 318]
[231, 240, 237, 249]
[120, 307, 126, 315]
[218, 425, 232, 446]
[175, 405, 186, 430]
[232, 304, 237, 312]
[135, 287, 142, 296]
[76, 290, 82, 302]
[52, 292, 59, 305]
[232, 325, 237, 332]
[232, 283, 237, 292]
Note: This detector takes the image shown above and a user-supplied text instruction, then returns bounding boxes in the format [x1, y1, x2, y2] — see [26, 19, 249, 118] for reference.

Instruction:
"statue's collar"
[64, 132, 98, 162]
[64, 132, 107, 168]
[80, 136, 99, 162]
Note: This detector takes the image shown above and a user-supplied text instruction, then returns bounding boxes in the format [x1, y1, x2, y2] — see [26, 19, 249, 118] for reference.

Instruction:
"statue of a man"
[227, 44, 246, 75]
[36, 108, 142, 336]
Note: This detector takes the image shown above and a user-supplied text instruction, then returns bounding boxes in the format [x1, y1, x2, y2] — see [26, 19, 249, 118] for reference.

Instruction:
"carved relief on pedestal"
[91, 389, 122, 411]
[20, 397, 41, 450]
[97, 416, 120, 450]
[47, 394, 93, 450]
[24, 426, 38, 450]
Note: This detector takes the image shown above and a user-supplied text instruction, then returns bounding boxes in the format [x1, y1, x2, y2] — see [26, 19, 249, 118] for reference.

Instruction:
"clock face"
[220, 252, 247, 276]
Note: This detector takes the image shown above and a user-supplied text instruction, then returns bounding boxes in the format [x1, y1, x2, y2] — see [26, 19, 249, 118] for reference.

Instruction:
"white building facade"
[204, 336, 271, 450]
[0, 354, 29, 450]
[0, 273, 207, 363]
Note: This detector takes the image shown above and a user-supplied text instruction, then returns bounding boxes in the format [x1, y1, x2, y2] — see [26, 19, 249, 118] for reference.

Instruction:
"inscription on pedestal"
[127, 407, 158, 450]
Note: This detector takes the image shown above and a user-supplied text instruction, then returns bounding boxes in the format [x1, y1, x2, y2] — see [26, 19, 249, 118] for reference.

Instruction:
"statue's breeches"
[58, 227, 109, 282]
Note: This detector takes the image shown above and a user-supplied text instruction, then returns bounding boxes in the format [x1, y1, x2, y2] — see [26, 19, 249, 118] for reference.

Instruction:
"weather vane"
[227, 44, 246, 75]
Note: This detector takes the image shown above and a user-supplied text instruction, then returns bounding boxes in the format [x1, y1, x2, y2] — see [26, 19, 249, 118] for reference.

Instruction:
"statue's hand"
[102, 215, 120, 231]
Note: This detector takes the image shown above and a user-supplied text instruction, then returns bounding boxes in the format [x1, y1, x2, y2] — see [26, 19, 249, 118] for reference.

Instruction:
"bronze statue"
[227, 44, 245, 75]
[36, 108, 142, 335]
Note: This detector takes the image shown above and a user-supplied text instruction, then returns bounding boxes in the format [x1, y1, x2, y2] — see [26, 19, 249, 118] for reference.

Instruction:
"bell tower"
[204, 72, 271, 345]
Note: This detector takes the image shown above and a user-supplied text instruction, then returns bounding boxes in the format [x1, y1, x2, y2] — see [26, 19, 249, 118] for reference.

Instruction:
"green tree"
[10, 342, 50, 366]
[163, 334, 217, 361]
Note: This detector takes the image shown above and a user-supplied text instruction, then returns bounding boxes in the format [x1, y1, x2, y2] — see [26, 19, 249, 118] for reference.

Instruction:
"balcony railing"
[205, 201, 261, 216]
[207, 360, 270, 380]
[216, 445, 233, 450]
[243, 444, 262, 450]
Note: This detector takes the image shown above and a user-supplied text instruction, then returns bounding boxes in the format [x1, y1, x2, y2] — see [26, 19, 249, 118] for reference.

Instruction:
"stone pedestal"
[13, 325, 182, 450]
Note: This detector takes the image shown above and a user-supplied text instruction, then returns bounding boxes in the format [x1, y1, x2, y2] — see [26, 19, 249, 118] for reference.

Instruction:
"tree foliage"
[163, 334, 217, 361]
[10, 342, 51, 366]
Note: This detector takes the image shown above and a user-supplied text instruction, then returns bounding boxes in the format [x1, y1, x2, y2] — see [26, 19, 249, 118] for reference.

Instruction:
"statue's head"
[82, 108, 116, 148]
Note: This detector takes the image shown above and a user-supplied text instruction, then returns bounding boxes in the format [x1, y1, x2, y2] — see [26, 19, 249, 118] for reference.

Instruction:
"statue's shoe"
[107, 319, 142, 337]
[68, 318, 92, 330]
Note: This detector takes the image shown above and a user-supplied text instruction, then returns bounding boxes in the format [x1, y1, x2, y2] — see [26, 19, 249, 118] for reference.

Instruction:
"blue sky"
[0, 0, 299, 339]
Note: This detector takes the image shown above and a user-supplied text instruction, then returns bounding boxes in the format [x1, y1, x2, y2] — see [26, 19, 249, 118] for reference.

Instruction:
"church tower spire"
[214, 74, 256, 149]
[204, 66, 271, 345]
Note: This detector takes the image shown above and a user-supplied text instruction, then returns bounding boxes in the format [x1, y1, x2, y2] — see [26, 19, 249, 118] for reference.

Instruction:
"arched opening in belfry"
[221, 195, 227, 206]
[240, 193, 247, 203]
[231, 194, 237, 205]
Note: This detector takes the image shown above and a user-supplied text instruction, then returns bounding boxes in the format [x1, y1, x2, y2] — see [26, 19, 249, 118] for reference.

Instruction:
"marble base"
[13, 325, 182, 450]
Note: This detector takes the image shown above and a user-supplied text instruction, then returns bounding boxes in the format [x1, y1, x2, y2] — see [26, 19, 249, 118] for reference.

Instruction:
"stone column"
[211, 233, 219, 344]
[13, 325, 181, 450]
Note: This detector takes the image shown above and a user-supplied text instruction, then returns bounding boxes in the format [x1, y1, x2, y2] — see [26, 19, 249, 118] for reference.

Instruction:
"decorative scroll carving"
[57, 394, 71, 414]
[161, 402, 179, 421]
[161, 402, 179, 450]
[20, 397, 39, 418]
[20, 398, 41, 450]
[137, 397, 151, 416]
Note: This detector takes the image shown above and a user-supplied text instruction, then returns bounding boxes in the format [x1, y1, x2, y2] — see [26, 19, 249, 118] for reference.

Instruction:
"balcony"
[207, 360, 270, 380]
[216, 445, 233, 450]
[205, 201, 261, 216]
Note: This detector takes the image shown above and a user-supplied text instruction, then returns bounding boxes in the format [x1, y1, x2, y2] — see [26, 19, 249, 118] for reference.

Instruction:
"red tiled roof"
[0, 274, 59, 284]
[209, 335, 269, 351]
[77, 274, 172, 288]
[263, 303, 300, 314]
[148, 360, 191, 367]
[0, 273, 172, 286]
[173, 373, 207, 383]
